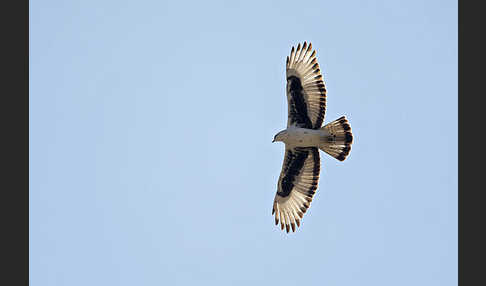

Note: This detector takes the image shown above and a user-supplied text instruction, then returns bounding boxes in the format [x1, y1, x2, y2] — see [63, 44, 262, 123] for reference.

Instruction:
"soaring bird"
[272, 42, 353, 233]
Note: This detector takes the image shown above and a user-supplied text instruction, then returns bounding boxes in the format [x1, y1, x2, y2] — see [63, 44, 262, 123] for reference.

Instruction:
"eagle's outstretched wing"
[272, 147, 320, 233]
[286, 42, 327, 129]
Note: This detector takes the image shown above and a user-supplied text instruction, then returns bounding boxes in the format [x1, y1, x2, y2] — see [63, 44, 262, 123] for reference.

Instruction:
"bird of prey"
[272, 42, 353, 233]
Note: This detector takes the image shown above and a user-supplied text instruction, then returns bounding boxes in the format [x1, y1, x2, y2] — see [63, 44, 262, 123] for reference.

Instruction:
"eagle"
[272, 42, 354, 233]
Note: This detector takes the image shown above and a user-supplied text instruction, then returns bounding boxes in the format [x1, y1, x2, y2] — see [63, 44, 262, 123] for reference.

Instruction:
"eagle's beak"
[272, 139, 275, 143]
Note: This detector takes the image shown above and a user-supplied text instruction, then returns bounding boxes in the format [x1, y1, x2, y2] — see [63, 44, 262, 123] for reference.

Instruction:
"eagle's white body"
[278, 127, 330, 148]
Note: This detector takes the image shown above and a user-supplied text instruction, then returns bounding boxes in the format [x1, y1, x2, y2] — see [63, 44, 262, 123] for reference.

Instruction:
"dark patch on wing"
[314, 91, 326, 129]
[277, 148, 309, 197]
[287, 76, 313, 129]
[311, 148, 320, 177]
[307, 148, 320, 196]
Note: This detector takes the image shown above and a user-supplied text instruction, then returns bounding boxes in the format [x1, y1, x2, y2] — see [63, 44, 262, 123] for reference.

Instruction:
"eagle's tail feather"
[318, 116, 353, 161]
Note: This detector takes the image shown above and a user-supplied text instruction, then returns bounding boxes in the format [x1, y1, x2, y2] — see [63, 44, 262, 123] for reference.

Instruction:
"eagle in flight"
[272, 42, 354, 233]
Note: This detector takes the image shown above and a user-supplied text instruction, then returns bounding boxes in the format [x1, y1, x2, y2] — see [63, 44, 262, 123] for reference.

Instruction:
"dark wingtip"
[297, 211, 303, 218]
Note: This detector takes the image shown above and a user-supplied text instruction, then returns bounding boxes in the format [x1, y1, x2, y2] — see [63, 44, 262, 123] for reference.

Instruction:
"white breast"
[285, 127, 322, 148]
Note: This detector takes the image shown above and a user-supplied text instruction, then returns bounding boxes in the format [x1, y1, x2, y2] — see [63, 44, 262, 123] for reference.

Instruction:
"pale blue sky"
[30, 0, 457, 285]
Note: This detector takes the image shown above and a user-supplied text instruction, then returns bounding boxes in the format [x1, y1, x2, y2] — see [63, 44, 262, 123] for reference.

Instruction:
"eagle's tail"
[318, 116, 353, 161]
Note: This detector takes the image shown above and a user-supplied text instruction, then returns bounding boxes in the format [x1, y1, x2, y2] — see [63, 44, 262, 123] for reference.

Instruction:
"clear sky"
[30, 0, 457, 285]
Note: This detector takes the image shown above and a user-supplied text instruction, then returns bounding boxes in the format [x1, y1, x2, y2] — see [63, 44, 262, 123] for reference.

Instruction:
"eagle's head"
[272, 130, 287, 143]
